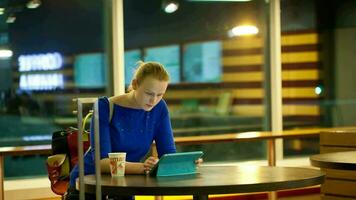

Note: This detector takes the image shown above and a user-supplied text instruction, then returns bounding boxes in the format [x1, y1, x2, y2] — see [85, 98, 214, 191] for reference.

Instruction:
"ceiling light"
[188, 0, 251, 2]
[228, 25, 259, 37]
[26, 0, 41, 9]
[162, 0, 179, 13]
[0, 49, 13, 59]
[0, 8, 5, 15]
[6, 14, 16, 23]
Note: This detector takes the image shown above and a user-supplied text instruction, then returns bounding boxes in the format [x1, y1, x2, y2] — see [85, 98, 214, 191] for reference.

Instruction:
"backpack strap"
[108, 97, 114, 122]
[82, 112, 93, 133]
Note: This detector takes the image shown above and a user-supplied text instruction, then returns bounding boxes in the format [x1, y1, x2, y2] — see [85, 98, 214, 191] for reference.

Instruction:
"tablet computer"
[149, 151, 203, 177]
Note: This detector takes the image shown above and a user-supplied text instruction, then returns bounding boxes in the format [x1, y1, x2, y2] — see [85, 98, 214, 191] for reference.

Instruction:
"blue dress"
[69, 96, 176, 186]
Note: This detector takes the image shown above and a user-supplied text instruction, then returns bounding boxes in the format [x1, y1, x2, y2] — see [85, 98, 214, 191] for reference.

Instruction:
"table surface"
[310, 151, 356, 170]
[81, 166, 325, 196]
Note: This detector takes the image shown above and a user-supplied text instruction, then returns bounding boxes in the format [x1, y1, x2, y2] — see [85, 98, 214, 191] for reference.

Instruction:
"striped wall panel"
[166, 31, 322, 124]
[222, 35, 264, 117]
[218, 31, 321, 124]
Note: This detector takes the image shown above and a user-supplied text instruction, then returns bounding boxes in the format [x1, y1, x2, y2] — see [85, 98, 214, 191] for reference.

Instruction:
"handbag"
[46, 98, 114, 195]
[46, 112, 92, 195]
[47, 154, 71, 195]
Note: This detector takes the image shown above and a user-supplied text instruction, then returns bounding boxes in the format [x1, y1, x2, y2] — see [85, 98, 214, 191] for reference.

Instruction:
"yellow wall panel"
[222, 64, 262, 69]
[232, 105, 264, 116]
[223, 72, 264, 82]
[168, 105, 216, 114]
[282, 52, 319, 63]
[282, 105, 320, 116]
[282, 69, 320, 80]
[282, 87, 318, 98]
[166, 88, 266, 100]
[136, 196, 191, 200]
[223, 37, 263, 49]
[165, 90, 221, 99]
[223, 55, 263, 66]
[168, 104, 179, 110]
[281, 33, 318, 45]
[231, 89, 264, 98]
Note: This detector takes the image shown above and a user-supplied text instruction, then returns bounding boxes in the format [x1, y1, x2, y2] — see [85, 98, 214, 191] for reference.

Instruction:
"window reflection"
[124, 50, 141, 86]
[183, 41, 222, 83]
[74, 53, 106, 88]
[144, 45, 180, 83]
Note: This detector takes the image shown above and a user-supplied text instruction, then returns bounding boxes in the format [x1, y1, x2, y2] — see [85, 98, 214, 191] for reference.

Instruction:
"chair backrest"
[216, 91, 232, 116]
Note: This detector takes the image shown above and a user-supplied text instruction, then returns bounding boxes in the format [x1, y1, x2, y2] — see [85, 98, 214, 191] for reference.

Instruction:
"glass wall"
[281, 0, 356, 158]
[123, 0, 269, 162]
[0, 0, 107, 177]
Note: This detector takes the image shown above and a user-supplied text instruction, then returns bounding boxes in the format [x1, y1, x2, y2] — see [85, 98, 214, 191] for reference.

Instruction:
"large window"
[0, 0, 107, 179]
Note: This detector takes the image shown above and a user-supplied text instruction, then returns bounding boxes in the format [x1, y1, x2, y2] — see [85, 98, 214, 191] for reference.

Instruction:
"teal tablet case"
[150, 151, 203, 177]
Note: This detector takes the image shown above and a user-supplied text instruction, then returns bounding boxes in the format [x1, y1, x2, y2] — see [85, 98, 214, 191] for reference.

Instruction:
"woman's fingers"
[143, 157, 158, 173]
[195, 158, 203, 168]
[144, 157, 158, 166]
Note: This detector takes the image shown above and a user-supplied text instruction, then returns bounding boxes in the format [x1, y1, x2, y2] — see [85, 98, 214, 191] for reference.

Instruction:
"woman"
[65, 61, 176, 200]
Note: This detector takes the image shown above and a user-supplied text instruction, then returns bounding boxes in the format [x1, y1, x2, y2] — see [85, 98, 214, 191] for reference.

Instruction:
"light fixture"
[0, 8, 5, 15]
[0, 49, 13, 59]
[315, 85, 323, 95]
[26, 0, 41, 9]
[228, 25, 259, 37]
[162, 0, 179, 14]
[6, 14, 16, 23]
[188, 0, 251, 2]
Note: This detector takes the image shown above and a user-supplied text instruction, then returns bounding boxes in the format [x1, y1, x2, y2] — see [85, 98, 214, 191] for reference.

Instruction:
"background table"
[0, 145, 51, 200]
[81, 166, 324, 200]
[310, 151, 356, 170]
[310, 151, 356, 199]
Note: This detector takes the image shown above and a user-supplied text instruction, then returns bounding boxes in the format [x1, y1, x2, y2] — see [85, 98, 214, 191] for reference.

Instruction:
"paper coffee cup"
[108, 152, 126, 177]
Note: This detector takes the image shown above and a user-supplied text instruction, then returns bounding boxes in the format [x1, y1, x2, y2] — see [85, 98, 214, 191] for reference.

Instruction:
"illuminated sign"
[18, 52, 63, 72]
[19, 73, 64, 91]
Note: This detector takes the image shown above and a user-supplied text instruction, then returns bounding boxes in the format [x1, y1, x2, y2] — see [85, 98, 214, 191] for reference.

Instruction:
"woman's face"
[133, 76, 168, 111]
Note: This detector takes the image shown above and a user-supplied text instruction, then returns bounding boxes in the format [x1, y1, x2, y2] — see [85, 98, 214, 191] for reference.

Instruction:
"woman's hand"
[143, 156, 159, 174]
[195, 158, 203, 168]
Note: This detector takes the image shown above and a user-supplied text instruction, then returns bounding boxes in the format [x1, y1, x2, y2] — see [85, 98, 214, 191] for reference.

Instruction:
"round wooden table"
[81, 166, 325, 200]
[310, 151, 356, 170]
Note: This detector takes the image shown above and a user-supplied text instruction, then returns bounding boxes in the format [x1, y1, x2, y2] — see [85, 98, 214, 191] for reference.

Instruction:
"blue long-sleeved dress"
[69, 96, 176, 186]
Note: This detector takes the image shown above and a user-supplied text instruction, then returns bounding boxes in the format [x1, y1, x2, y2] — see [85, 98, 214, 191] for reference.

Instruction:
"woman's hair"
[128, 61, 170, 91]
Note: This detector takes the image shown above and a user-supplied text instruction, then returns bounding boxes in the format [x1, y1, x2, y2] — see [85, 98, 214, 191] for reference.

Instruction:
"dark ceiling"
[0, 0, 9, 32]
[0, 0, 261, 55]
